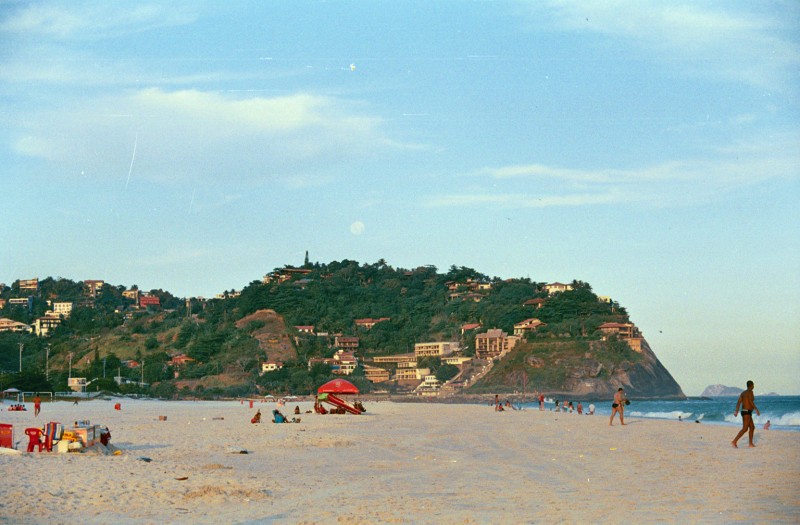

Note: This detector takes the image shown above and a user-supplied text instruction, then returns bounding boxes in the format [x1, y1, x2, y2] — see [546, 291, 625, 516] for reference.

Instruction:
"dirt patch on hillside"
[235, 309, 296, 363]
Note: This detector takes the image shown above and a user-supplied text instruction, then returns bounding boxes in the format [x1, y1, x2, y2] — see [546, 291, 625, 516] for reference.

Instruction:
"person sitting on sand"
[251, 410, 261, 424]
[588, 403, 595, 415]
[609, 388, 626, 426]
[273, 409, 288, 423]
[763, 420, 771, 430]
[294, 405, 300, 415]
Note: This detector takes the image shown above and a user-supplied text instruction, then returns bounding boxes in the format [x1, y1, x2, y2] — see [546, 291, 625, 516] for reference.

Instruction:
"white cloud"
[11, 88, 394, 186]
[536, 1, 800, 91]
[427, 133, 799, 209]
[0, 2, 197, 39]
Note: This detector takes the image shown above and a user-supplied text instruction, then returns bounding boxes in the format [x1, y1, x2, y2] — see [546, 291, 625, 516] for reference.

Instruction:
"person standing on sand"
[34, 394, 41, 417]
[732, 380, 760, 448]
[609, 388, 626, 426]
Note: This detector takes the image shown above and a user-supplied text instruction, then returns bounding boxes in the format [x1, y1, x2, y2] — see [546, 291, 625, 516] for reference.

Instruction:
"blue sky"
[1, 1, 798, 395]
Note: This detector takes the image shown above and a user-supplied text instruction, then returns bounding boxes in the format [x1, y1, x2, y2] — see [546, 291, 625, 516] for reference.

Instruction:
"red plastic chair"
[25, 428, 44, 452]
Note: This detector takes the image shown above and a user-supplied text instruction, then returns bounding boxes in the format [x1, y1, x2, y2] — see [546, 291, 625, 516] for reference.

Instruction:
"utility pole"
[18, 343, 24, 372]
[141, 359, 145, 386]
[68, 352, 74, 379]
[103, 357, 107, 378]
[46, 344, 51, 381]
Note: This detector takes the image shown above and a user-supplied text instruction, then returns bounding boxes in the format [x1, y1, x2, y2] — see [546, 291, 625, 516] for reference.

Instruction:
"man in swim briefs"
[732, 380, 760, 448]
[609, 387, 626, 426]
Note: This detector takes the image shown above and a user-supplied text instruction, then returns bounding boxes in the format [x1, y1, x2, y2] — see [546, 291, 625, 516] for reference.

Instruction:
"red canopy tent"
[317, 378, 359, 395]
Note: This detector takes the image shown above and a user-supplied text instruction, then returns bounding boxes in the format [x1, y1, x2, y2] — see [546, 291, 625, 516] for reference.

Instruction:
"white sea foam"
[628, 410, 692, 420]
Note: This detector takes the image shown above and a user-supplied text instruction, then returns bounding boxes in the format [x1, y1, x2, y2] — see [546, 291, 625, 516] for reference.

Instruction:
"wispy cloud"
[536, 1, 800, 91]
[0, 2, 197, 39]
[10, 88, 397, 186]
[426, 132, 799, 209]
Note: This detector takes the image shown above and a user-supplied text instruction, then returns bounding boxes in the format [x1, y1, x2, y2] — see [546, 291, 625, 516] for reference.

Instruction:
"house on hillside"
[334, 336, 359, 349]
[308, 349, 358, 375]
[0, 318, 32, 333]
[8, 297, 33, 312]
[83, 280, 104, 297]
[34, 315, 62, 337]
[354, 317, 390, 329]
[544, 282, 573, 296]
[523, 298, 547, 309]
[598, 322, 643, 352]
[261, 361, 284, 374]
[475, 329, 519, 359]
[461, 323, 481, 334]
[139, 294, 160, 308]
[513, 318, 546, 336]
[19, 278, 39, 291]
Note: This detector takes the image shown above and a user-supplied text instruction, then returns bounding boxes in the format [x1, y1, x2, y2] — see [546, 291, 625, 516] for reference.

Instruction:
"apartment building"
[414, 341, 457, 358]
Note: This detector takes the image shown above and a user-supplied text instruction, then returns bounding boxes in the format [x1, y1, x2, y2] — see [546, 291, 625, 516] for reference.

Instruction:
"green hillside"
[1, 259, 640, 398]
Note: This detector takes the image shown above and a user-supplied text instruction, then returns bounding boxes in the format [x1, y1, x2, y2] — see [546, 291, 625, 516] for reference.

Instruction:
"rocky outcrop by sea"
[701, 384, 743, 396]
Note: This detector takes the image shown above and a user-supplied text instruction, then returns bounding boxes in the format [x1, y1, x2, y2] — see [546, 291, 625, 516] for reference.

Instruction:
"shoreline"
[1, 398, 798, 524]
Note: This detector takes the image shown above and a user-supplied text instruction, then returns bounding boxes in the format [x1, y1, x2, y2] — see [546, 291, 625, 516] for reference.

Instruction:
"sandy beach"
[1, 398, 798, 524]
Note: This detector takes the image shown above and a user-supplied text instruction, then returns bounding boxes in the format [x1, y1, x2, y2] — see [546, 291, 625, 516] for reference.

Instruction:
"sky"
[1, 1, 798, 395]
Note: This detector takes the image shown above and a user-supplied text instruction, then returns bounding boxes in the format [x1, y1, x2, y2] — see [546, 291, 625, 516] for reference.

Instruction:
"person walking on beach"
[609, 388, 626, 426]
[34, 394, 41, 417]
[732, 380, 760, 448]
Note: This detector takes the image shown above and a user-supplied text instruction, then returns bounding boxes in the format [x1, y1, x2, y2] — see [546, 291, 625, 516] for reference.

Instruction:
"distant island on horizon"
[701, 384, 782, 397]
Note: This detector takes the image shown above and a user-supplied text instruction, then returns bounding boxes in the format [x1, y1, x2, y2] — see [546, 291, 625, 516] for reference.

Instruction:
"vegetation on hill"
[1, 259, 639, 398]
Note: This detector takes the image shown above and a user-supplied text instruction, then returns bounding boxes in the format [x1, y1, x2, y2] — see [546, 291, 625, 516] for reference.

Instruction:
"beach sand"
[1, 398, 798, 524]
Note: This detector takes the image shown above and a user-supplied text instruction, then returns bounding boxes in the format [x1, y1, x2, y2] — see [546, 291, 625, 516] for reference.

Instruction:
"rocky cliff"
[474, 338, 686, 400]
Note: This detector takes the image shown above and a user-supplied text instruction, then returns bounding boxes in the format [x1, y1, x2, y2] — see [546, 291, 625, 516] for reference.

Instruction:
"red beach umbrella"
[317, 378, 359, 395]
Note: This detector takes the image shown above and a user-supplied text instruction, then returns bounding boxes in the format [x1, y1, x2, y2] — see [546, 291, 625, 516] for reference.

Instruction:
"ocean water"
[522, 396, 800, 431]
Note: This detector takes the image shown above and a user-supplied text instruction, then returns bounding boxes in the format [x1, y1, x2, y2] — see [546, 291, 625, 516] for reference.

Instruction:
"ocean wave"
[628, 410, 692, 420]
[754, 410, 800, 428]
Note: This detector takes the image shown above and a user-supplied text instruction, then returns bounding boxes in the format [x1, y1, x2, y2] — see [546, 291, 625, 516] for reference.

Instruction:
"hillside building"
[513, 318, 546, 337]
[475, 329, 519, 359]
[414, 341, 456, 358]
[0, 318, 32, 333]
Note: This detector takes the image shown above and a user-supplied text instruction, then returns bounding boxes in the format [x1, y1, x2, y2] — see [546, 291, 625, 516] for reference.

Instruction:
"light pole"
[18, 343, 24, 373]
[46, 344, 51, 381]
[141, 359, 145, 386]
[68, 352, 74, 379]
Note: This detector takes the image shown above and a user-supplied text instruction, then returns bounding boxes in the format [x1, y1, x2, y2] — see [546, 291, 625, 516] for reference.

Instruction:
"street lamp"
[46, 344, 51, 381]
[68, 352, 74, 379]
[18, 343, 24, 373]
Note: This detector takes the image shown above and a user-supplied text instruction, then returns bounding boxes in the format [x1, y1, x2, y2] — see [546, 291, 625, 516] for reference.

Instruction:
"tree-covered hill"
[0, 259, 677, 400]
